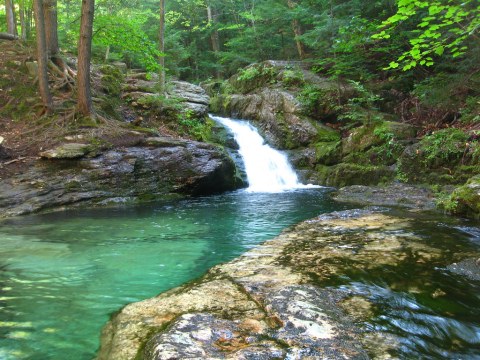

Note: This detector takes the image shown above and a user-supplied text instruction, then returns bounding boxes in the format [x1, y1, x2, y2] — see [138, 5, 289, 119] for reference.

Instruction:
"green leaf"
[435, 46, 444, 55]
[389, 61, 400, 68]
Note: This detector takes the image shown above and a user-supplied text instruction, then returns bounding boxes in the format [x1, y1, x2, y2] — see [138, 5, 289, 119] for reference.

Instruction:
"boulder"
[446, 175, 480, 219]
[25, 61, 38, 77]
[169, 81, 209, 105]
[39, 143, 91, 159]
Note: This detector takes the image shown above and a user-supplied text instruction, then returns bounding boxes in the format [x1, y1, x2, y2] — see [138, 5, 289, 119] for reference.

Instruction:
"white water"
[211, 115, 318, 193]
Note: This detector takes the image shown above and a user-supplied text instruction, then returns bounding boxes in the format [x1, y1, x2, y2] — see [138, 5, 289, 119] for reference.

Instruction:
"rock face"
[206, 62, 421, 189]
[0, 139, 239, 218]
[122, 76, 210, 118]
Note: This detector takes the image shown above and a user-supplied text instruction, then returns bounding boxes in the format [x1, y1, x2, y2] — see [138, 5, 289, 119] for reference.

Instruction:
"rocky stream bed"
[97, 208, 480, 360]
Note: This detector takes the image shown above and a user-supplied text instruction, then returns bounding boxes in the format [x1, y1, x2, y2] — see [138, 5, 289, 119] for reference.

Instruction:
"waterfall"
[211, 115, 317, 193]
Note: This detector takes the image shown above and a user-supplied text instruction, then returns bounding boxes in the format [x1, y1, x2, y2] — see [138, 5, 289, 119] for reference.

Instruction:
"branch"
[0, 32, 18, 41]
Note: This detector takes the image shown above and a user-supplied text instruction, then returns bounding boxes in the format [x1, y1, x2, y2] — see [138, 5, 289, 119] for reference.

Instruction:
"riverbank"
[97, 207, 480, 359]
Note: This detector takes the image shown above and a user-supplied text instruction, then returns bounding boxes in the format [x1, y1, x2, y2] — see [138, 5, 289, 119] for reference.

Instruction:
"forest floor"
[0, 40, 178, 179]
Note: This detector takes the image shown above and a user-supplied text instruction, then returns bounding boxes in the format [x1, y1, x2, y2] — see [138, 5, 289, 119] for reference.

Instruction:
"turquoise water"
[0, 189, 343, 360]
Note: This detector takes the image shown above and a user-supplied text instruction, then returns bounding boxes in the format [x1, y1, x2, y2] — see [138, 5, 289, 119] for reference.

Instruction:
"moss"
[315, 141, 341, 165]
[229, 63, 278, 94]
[314, 124, 341, 143]
[101, 75, 122, 96]
[279, 68, 305, 87]
[313, 163, 394, 187]
[438, 176, 480, 219]
[73, 115, 99, 128]
[397, 129, 475, 185]
[420, 128, 469, 167]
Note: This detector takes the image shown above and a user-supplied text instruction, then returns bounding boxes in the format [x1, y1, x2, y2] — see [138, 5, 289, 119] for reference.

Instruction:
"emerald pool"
[0, 188, 343, 359]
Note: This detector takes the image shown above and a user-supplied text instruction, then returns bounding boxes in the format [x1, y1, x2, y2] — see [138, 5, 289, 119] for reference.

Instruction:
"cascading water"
[211, 115, 317, 193]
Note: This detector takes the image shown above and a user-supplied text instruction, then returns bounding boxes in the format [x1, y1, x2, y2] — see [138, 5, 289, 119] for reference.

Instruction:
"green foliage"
[236, 64, 275, 82]
[94, 14, 161, 72]
[177, 110, 212, 141]
[338, 81, 383, 126]
[280, 68, 305, 87]
[373, 0, 480, 70]
[420, 128, 469, 164]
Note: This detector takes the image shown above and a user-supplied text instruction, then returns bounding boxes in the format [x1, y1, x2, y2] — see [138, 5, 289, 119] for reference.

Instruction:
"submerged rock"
[447, 258, 480, 281]
[0, 140, 239, 218]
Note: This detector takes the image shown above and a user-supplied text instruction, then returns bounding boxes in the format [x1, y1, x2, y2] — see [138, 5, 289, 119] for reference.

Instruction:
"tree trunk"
[43, 0, 59, 59]
[19, 1, 26, 40]
[5, 0, 18, 36]
[207, 4, 221, 78]
[158, 0, 166, 93]
[33, 0, 53, 113]
[287, 0, 305, 59]
[76, 0, 95, 117]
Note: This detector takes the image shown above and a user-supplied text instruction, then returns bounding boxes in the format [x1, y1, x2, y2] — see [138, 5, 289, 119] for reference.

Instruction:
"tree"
[33, 0, 53, 113]
[5, 0, 18, 36]
[77, 0, 95, 116]
[159, 0, 166, 92]
[373, 0, 480, 70]
[287, 0, 305, 59]
[43, 0, 59, 59]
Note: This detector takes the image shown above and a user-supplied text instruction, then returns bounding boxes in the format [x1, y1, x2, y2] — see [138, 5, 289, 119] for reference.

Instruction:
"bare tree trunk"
[207, 4, 222, 79]
[6, 0, 18, 36]
[33, 0, 53, 113]
[287, 0, 305, 59]
[43, 0, 59, 58]
[19, 1, 26, 40]
[76, 0, 95, 117]
[207, 5, 220, 53]
[159, 0, 166, 93]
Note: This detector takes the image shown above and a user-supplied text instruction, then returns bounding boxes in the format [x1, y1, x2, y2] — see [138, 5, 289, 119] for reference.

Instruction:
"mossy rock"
[100, 65, 125, 96]
[314, 124, 341, 143]
[397, 129, 474, 185]
[342, 121, 416, 156]
[419, 128, 469, 167]
[315, 141, 341, 165]
[229, 63, 278, 94]
[314, 163, 395, 187]
[443, 175, 480, 219]
[39, 143, 91, 159]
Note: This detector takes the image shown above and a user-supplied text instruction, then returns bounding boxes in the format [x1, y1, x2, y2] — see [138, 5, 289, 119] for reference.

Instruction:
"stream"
[0, 116, 479, 359]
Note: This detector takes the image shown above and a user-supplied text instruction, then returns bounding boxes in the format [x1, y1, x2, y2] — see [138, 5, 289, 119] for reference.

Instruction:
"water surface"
[0, 188, 341, 360]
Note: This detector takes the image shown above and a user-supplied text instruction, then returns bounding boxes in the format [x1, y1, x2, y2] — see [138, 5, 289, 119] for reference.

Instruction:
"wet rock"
[0, 142, 239, 218]
[219, 89, 321, 150]
[332, 184, 436, 210]
[447, 258, 480, 281]
[39, 143, 92, 159]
